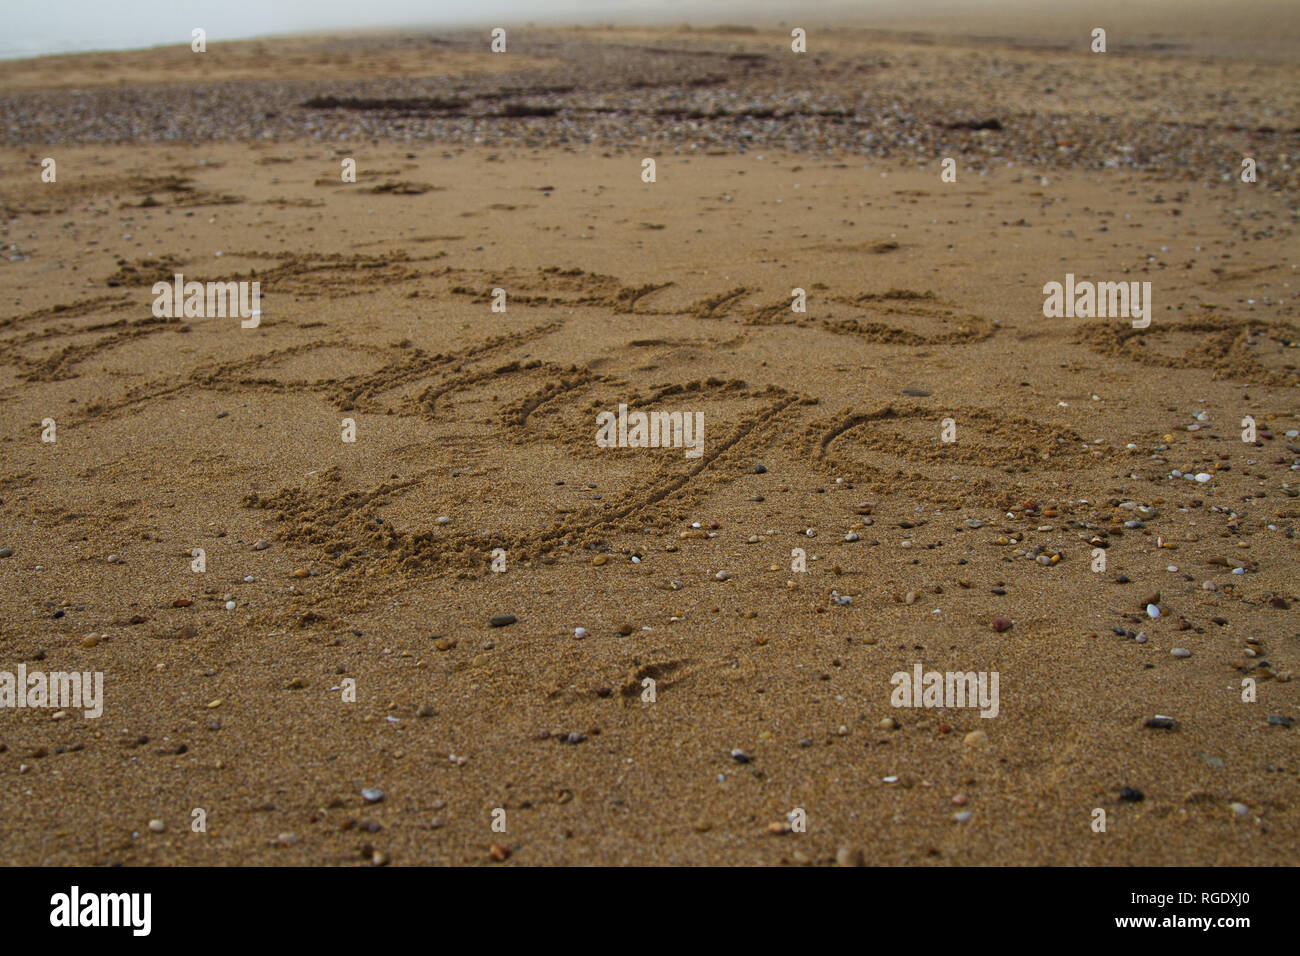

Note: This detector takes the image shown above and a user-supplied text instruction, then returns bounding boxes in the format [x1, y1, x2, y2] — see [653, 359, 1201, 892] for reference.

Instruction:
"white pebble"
[1146, 604, 1160, 618]
[225, 600, 236, 611]
[1171, 647, 1191, 658]
[574, 627, 588, 639]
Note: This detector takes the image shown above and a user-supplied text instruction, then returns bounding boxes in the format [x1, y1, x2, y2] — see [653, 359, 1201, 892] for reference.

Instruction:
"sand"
[0, 19, 1296, 866]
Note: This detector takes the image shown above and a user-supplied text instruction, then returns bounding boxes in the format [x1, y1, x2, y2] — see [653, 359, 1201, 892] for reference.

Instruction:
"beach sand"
[0, 17, 1296, 865]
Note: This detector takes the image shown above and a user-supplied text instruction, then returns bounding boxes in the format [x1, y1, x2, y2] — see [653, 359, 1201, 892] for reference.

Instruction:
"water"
[0, 0, 907, 60]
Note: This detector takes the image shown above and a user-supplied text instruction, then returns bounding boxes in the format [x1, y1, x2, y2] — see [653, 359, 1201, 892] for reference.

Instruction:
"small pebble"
[489, 613, 517, 627]
[835, 846, 864, 866]
[574, 627, 588, 639]
[361, 787, 385, 803]
[1171, 647, 1191, 658]
[148, 819, 165, 833]
[990, 617, 1012, 633]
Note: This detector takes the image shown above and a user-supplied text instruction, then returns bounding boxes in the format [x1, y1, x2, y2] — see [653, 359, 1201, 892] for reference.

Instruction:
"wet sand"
[0, 20, 1296, 865]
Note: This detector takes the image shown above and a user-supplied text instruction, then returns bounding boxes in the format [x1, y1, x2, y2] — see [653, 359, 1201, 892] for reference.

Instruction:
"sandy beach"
[0, 13, 1296, 866]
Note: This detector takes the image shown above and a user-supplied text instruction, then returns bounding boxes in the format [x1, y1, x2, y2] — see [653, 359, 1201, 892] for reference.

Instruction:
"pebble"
[963, 730, 989, 748]
[107, 554, 120, 563]
[714, 570, 730, 581]
[224, 600, 236, 611]
[0, 548, 12, 558]
[1170, 647, 1191, 658]
[879, 717, 899, 730]
[1146, 604, 1161, 619]
[835, 846, 864, 866]
[361, 787, 385, 803]
[291, 568, 310, 578]
[574, 627, 588, 639]
[1144, 715, 1177, 730]
[437, 516, 451, 524]
[990, 617, 1012, 632]
[489, 613, 517, 627]
[1230, 802, 1250, 819]
[148, 819, 165, 833]
[730, 748, 750, 764]
[953, 811, 973, 823]
[489, 843, 511, 862]
[753, 464, 767, 474]
[1120, 786, 1144, 802]
[845, 532, 859, 542]
[253, 539, 270, 550]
